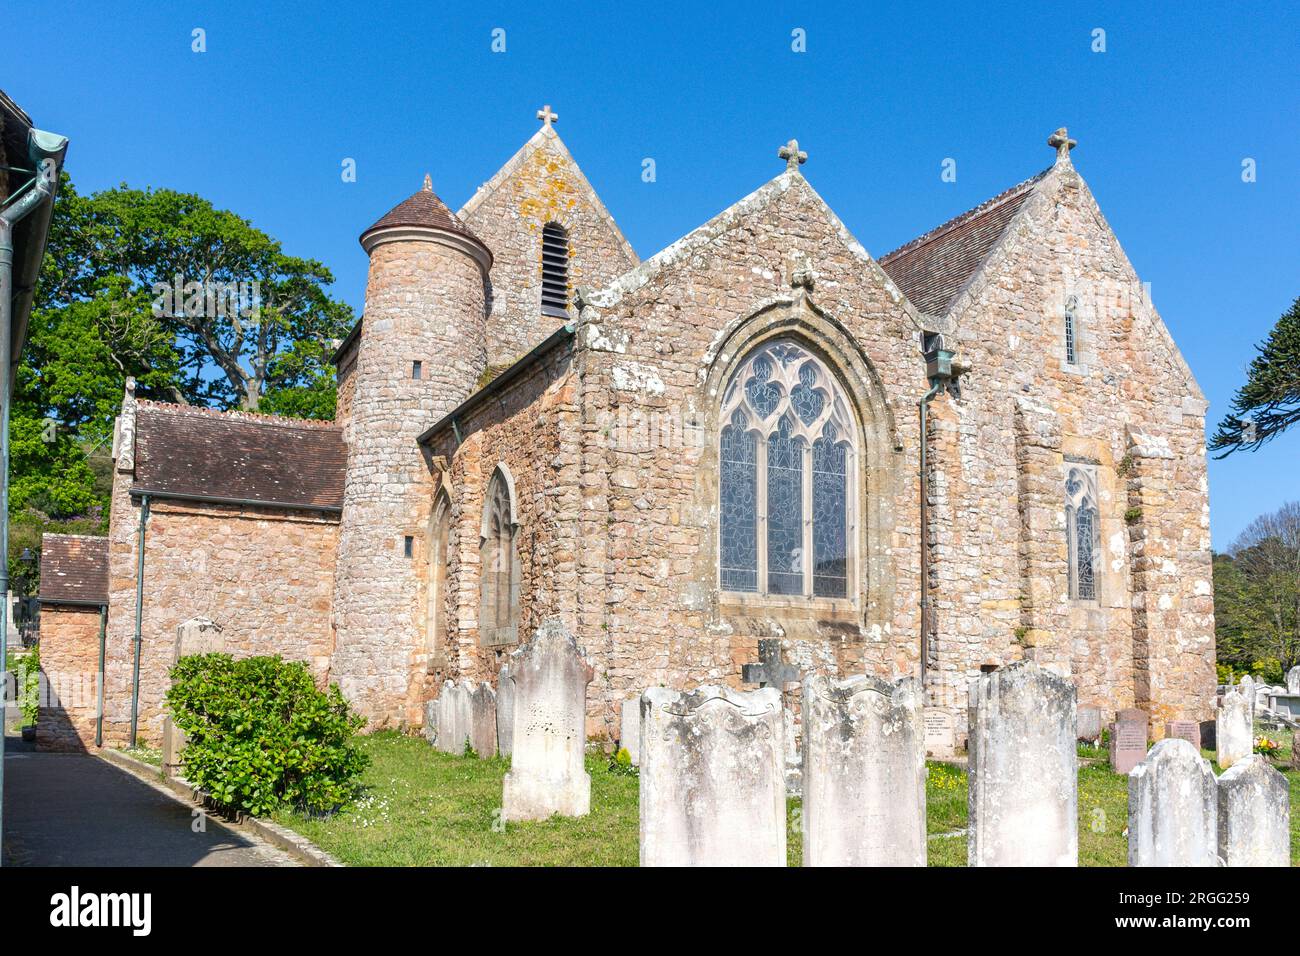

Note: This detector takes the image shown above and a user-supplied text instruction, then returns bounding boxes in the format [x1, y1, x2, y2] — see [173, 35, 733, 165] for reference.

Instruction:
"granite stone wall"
[101, 494, 339, 746]
[423, 344, 584, 726]
[330, 234, 488, 728]
[925, 159, 1214, 733]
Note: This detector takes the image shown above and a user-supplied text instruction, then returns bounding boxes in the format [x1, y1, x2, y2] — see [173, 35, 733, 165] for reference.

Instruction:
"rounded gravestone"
[967, 661, 1078, 867]
[1128, 738, 1217, 866]
[1216, 689, 1252, 770]
[1217, 754, 1289, 867]
[802, 674, 925, 867]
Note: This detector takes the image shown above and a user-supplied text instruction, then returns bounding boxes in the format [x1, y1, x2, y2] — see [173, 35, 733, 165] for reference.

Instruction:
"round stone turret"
[331, 176, 491, 726]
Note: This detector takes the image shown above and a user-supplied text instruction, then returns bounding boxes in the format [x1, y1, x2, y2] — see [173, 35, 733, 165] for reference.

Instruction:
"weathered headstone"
[1239, 675, 1257, 722]
[1165, 719, 1201, 750]
[496, 665, 515, 757]
[1076, 706, 1102, 743]
[1217, 754, 1289, 867]
[501, 619, 594, 821]
[1128, 738, 1218, 866]
[1288, 666, 1300, 695]
[783, 707, 803, 797]
[1217, 689, 1252, 770]
[468, 682, 497, 757]
[620, 695, 641, 765]
[802, 674, 925, 867]
[161, 617, 223, 778]
[1110, 709, 1148, 774]
[967, 661, 1078, 867]
[923, 709, 956, 758]
[422, 698, 438, 745]
[434, 680, 470, 755]
[742, 639, 801, 690]
[639, 684, 785, 866]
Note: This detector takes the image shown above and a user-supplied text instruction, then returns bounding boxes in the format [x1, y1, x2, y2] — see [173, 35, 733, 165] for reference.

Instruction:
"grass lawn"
[272, 729, 1300, 867]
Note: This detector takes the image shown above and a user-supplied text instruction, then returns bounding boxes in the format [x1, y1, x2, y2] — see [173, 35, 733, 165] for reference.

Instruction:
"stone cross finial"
[1048, 127, 1077, 162]
[778, 138, 807, 172]
[422, 173, 432, 191]
[537, 104, 559, 128]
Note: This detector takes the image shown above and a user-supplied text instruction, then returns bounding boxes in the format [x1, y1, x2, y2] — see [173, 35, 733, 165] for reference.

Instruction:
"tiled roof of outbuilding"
[131, 401, 346, 512]
[39, 534, 109, 606]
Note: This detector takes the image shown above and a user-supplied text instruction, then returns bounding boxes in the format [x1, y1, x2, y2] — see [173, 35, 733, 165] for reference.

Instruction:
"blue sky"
[7, 1, 1298, 548]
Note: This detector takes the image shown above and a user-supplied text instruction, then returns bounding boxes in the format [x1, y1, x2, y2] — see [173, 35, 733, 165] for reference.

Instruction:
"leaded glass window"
[718, 339, 857, 600]
[720, 410, 758, 591]
[1064, 295, 1079, 366]
[1065, 465, 1099, 601]
[480, 469, 521, 645]
[427, 494, 450, 658]
[767, 415, 804, 595]
[812, 423, 848, 598]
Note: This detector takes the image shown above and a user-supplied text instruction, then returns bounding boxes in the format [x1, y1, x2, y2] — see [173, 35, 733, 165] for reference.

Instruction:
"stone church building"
[37, 109, 1215, 751]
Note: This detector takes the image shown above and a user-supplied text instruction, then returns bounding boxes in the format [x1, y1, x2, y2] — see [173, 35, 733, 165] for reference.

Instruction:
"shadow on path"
[2, 733, 296, 867]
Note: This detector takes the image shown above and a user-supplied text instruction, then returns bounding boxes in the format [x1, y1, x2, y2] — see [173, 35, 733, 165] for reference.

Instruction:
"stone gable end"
[461, 130, 638, 367]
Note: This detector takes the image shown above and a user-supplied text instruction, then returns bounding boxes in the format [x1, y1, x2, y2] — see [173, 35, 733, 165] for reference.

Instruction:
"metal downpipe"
[129, 495, 150, 747]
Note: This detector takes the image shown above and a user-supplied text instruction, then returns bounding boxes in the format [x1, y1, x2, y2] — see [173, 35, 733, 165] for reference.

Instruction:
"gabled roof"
[878, 168, 1050, 318]
[39, 534, 109, 606]
[132, 401, 346, 513]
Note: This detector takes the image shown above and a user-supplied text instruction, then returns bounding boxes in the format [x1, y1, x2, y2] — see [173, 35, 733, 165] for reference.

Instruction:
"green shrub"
[166, 654, 368, 816]
[19, 645, 40, 727]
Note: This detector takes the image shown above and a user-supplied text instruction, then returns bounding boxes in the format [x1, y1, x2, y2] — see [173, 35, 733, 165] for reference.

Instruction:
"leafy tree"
[1210, 296, 1300, 456]
[9, 172, 354, 586]
[1214, 501, 1300, 673]
[258, 339, 339, 420]
[74, 184, 353, 411]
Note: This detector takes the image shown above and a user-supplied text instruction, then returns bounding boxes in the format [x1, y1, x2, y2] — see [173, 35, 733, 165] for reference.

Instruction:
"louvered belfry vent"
[540, 222, 570, 317]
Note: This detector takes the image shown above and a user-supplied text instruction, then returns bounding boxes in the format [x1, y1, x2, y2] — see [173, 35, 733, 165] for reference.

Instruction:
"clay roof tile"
[878, 168, 1050, 317]
[131, 401, 346, 512]
[39, 534, 109, 606]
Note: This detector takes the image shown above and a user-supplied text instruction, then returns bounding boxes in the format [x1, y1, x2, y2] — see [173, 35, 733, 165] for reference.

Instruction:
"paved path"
[2, 734, 297, 867]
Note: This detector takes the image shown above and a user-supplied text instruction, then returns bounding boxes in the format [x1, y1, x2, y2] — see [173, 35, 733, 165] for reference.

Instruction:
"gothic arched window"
[1065, 465, 1099, 601]
[427, 493, 451, 663]
[479, 468, 521, 646]
[1064, 294, 1080, 366]
[541, 222, 570, 318]
[719, 340, 856, 599]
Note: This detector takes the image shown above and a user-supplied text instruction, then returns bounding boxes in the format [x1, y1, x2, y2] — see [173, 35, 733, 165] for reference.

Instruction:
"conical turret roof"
[360, 174, 491, 264]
